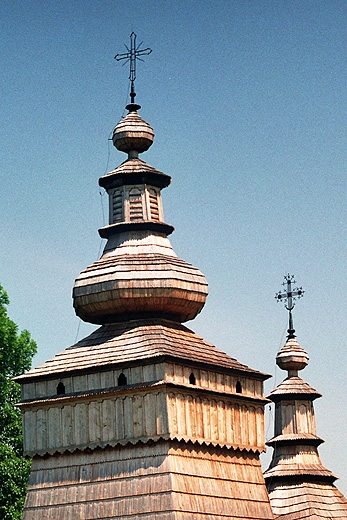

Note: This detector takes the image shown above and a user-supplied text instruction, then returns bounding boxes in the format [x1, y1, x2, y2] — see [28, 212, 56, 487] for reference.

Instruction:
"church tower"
[16, 35, 274, 519]
[264, 275, 347, 518]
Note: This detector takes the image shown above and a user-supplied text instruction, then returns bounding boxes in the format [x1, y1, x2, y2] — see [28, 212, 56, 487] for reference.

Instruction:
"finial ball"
[112, 111, 154, 154]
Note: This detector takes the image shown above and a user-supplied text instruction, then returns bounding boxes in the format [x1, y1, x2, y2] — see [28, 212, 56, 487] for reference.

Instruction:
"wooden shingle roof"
[106, 158, 166, 176]
[16, 319, 269, 382]
[268, 376, 321, 401]
[268, 482, 347, 519]
[264, 463, 336, 481]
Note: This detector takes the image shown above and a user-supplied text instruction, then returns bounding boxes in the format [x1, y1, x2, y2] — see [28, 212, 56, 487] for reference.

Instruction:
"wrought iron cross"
[275, 274, 304, 339]
[114, 32, 152, 106]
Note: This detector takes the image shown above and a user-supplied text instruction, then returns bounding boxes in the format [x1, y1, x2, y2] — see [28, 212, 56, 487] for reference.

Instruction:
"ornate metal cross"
[275, 274, 304, 339]
[115, 32, 152, 106]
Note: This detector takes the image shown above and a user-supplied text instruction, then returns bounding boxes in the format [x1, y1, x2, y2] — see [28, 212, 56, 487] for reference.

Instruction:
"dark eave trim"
[98, 221, 174, 238]
[267, 392, 322, 403]
[99, 171, 171, 189]
[266, 437, 324, 448]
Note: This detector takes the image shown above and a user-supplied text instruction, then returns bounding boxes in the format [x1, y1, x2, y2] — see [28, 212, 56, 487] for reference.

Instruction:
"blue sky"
[1, 0, 347, 493]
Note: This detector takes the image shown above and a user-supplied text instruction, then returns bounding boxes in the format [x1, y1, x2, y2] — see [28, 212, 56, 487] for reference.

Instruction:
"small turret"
[264, 275, 347, 519]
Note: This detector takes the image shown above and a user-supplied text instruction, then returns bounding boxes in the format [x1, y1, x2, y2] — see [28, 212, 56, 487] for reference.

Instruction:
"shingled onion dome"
[112, 107, 154, 154]
[275, 336, 309, 376]
[73, 104, 208, 324]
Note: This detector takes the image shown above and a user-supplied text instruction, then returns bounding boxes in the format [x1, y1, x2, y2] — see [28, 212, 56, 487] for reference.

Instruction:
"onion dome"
[276, 336, 309, 375]
[73, 104, 208, 325]
[73, 250, 208, 324]
[112, 110, 154, 154]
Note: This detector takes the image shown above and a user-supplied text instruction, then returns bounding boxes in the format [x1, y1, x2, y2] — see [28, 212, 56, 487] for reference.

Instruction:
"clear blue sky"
[1, 0, 347, 493]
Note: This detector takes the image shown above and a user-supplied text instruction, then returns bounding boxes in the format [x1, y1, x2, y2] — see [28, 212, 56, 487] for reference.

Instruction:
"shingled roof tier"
[99, 158, 171, 189]
[268, 377, 321, 401]
[73, 253, 208, 324]
[16, 319, 268, 382]
[268, 482, 347, 519]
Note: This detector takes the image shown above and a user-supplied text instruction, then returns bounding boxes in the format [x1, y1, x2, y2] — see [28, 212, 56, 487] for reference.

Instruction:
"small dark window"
[189, 372, 196, 385]
[118, 373, 127, 386]
[57, 382, 65, 395]
[236, 381, 242, 393]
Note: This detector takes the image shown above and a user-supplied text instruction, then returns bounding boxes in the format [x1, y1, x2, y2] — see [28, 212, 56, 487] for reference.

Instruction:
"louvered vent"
[148, 188, 160, 221]
[112, 189, 123, 222]
[129, 188, 143, 221]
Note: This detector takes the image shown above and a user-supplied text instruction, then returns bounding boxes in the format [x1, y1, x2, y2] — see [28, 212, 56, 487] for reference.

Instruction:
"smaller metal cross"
[275, 274, 304, 339]
[115, 32, 152, 106]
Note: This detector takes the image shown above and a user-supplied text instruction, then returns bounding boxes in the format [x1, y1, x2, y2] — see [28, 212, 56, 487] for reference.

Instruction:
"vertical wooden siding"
[22, 387, 265, 456]
[21, 361, 263, 401]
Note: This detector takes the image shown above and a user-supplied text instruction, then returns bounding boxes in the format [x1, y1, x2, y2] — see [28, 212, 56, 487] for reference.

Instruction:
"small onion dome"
[112, 111, 154, 154]
[276, 337, 309, 373]
[73, 253, 208, 325]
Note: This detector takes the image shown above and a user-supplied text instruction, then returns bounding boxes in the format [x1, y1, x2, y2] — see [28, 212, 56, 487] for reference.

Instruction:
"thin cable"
[74, 318, 81, 344]
[102, 129, 113, 177]
[266, 403, 274, 440]
[96, 128, 114, 259]
[271, 325, 287, 391]
[99, 190, 106, 226]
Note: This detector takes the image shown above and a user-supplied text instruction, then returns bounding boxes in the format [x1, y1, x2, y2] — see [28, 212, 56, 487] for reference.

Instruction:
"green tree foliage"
[0, 286, 37, 519]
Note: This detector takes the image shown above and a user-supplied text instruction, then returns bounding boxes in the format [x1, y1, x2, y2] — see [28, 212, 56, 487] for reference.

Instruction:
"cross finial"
[114, 32, 152, 111]
[275, 274, 304, 339]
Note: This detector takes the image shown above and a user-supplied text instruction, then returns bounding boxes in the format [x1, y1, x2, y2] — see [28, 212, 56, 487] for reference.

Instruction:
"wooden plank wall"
[21, 363, 164, 401]
[22, 386, 265, 456]
[167, 392, 264, 450]
[21, 361, 263, 402]
[274, 400, 316, 436]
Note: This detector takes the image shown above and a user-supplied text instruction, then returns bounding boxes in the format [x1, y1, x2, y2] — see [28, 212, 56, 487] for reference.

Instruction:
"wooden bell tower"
[16, 35, 274, 519]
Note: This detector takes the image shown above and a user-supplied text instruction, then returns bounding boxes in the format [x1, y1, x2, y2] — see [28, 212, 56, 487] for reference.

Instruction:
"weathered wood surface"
[264, 444, 335, 480]
[101, 229, 177, 256]
[112, 110, 154, 153]
[73, 252, 209, 323]
[267, 482, 347, 519]
[269, 376, 321, 400]
[109, 184, 163, 223]
[23, 441, 274, 520]
[104, 157, 166, 176]
[16, 319, 268, 382]
[21, 384, 266, 456]
[265, 335, 347, 517]
[20, 361, 264, 402]
[273, 399, 317, 437]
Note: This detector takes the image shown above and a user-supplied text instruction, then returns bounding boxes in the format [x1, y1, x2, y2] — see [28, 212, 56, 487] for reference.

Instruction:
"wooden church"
[15, 37, 347, 519]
